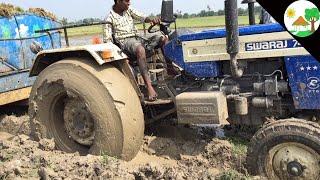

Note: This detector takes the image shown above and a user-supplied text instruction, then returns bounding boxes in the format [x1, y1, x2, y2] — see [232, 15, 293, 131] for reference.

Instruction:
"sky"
[3, 0, 248, 21]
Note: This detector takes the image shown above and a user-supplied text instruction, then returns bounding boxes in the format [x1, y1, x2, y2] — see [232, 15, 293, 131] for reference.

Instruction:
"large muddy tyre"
[246, 119, 320, 179]
[29, 58, 144, 161]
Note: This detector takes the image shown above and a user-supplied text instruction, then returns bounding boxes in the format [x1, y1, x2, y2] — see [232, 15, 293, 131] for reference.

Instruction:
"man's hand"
[150, 17, 161, 25]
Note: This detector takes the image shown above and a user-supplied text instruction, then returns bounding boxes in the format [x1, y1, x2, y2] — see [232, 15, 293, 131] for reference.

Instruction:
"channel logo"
[284, 0, 320, 37]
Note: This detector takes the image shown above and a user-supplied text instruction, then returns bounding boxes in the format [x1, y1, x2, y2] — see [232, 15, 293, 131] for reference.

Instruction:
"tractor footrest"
[144, 98, 173, 105]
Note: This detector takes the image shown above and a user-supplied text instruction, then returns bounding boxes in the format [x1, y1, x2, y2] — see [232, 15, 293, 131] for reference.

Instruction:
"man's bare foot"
[147, 86, 158, 101]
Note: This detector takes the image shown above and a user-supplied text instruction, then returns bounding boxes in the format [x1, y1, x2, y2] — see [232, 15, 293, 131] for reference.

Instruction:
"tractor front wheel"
[246, 119, 320, 179]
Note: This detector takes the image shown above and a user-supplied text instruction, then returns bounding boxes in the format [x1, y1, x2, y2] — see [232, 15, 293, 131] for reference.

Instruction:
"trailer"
[0, 13, 61, 105]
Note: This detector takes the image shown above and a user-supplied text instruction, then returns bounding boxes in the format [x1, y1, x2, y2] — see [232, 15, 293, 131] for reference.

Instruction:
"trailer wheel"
[29, 58, 144, 161]
[246, 119, 320, 179]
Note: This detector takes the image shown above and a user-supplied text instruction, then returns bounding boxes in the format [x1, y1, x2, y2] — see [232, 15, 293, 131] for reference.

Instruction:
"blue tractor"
[28, 0, 320, 179]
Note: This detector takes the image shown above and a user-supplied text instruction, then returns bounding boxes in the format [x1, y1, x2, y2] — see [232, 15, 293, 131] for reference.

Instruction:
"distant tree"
[305, 8, 320, 32]
[238, 8, 248, 16]
[176, 9, 182, 18]
[82, 18, 89, 24]
[190, 13, 197, 18]
[199, 10, 207, 17]
[254, 5, 262, 15]
[182, 13, 189, 19]
[61, 17, 68, 25]
[149, 13, 156, 19]
[82, 18, 96, 24]
[207, 11, 215, 16]
[217, 10, 225, 16]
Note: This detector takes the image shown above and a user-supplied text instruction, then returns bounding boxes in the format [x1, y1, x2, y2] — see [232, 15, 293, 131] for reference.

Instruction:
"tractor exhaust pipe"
[225, 0, 243, 78]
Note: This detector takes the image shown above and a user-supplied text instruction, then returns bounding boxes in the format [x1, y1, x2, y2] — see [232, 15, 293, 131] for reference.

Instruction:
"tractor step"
[144, 98, 173, 105]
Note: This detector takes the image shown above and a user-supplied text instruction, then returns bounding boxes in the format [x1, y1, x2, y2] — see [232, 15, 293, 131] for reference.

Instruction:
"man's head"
[114, 0, 130, 11]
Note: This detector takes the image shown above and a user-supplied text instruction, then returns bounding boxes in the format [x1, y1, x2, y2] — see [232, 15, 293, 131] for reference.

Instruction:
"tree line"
[61, 6, 263, 25]
[173, 6, 262, 19]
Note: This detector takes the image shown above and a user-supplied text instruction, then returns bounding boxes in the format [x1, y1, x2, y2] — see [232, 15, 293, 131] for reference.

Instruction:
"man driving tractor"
[103, 0, 168, 101]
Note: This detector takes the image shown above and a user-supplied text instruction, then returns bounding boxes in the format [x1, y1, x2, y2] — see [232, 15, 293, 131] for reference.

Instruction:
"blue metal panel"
[0, 71, 36, 93]
[285, 56, 320, 109]
[0, 13, 62, 97]
[15, 14, 62, 69]
[0, 63, 12, 73]
[164, 23, 285, 78]
[0, 14, 61, 70]
[14, 13, 60, 38]
[0, 16, 19, 39]
[164, 40, 220, 78]
[179, 23, 285, 41]
[0, 40, 23, 69]
[0, 16, 22, 70]
[21, 32, 61, 69]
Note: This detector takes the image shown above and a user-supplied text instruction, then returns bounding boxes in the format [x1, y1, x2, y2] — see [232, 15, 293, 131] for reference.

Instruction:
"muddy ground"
[0, 105, 263, 180]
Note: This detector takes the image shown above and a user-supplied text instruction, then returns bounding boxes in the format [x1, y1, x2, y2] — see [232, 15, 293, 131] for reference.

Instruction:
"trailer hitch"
[225, 0, 243, 78]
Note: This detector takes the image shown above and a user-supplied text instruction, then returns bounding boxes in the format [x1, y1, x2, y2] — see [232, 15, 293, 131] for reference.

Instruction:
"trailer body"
[0, 13, 61, 105]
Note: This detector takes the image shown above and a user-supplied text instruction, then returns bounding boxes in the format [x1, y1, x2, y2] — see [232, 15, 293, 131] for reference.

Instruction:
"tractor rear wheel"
[29, 58, 144, 161]
[246, 119, 320, 179]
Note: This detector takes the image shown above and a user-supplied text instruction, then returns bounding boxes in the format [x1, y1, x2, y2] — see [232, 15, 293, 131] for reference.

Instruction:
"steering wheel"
[148, 23, 160, 33]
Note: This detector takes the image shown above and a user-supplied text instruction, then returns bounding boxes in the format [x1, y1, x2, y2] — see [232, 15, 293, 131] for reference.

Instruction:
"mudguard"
[29, 42, 128, 76]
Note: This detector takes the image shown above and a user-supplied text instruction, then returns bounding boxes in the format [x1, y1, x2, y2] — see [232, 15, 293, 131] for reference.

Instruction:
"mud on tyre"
[246, 119, 320, 179]
[29, 58, 144, 161]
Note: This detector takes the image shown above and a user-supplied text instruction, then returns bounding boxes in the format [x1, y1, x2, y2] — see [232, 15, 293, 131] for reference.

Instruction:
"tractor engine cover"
[176, 92, 229, 125]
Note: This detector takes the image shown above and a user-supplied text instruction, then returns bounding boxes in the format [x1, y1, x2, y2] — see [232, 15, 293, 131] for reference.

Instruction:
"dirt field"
[0, 106, 263, 179]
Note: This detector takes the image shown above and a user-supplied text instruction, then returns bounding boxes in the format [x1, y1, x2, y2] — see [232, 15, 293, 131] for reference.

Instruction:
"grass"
[100, 151, 117, 166]
[66, 15, 260, 37]
[101, 152, 110, 166]
[226, 136, 249, 157]
[218, 169, 251, 180]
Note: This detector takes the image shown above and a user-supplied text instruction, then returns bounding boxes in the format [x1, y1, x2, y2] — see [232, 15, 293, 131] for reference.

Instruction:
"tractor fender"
[29, 42, 128, 76]
[29, 42, 143, 101]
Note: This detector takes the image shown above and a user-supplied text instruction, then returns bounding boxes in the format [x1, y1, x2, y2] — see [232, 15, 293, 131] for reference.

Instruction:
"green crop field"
[66, 15, 260, 37]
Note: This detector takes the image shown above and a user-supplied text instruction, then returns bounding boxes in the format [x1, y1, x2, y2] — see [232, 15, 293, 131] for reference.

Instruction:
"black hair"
[114, 0, 117, 4]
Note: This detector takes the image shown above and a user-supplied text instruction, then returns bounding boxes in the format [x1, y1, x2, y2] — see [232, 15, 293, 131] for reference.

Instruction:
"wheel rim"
[267, 142, 320, 179]
[63, 98, 95, 146]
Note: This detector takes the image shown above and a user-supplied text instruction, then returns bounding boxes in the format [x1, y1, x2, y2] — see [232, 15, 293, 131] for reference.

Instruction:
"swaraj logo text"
[245, 39, 301, 51]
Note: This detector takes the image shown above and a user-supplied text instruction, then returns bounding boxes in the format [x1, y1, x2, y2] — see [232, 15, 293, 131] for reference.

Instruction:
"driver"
[104, 0, 167, 101]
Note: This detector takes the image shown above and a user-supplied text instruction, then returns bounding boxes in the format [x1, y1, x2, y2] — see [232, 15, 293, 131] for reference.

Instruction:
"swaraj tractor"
[28, 0, 320, 179]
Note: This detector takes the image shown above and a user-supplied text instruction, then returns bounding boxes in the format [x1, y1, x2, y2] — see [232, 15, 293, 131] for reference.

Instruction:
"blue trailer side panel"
[0, 14, 61, 96]
[21, 33, 61, 68]
[285, 56, 320, 109]
[0, 16, 22, 70]
[0, 40, 23, 70]
[15, 14, 62, 69]
[0, 17, 18, 39]
[0, 71, 36, 93]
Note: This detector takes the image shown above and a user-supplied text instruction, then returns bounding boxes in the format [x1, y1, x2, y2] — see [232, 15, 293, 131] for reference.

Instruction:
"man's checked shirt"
[103, 7, 146, 43]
